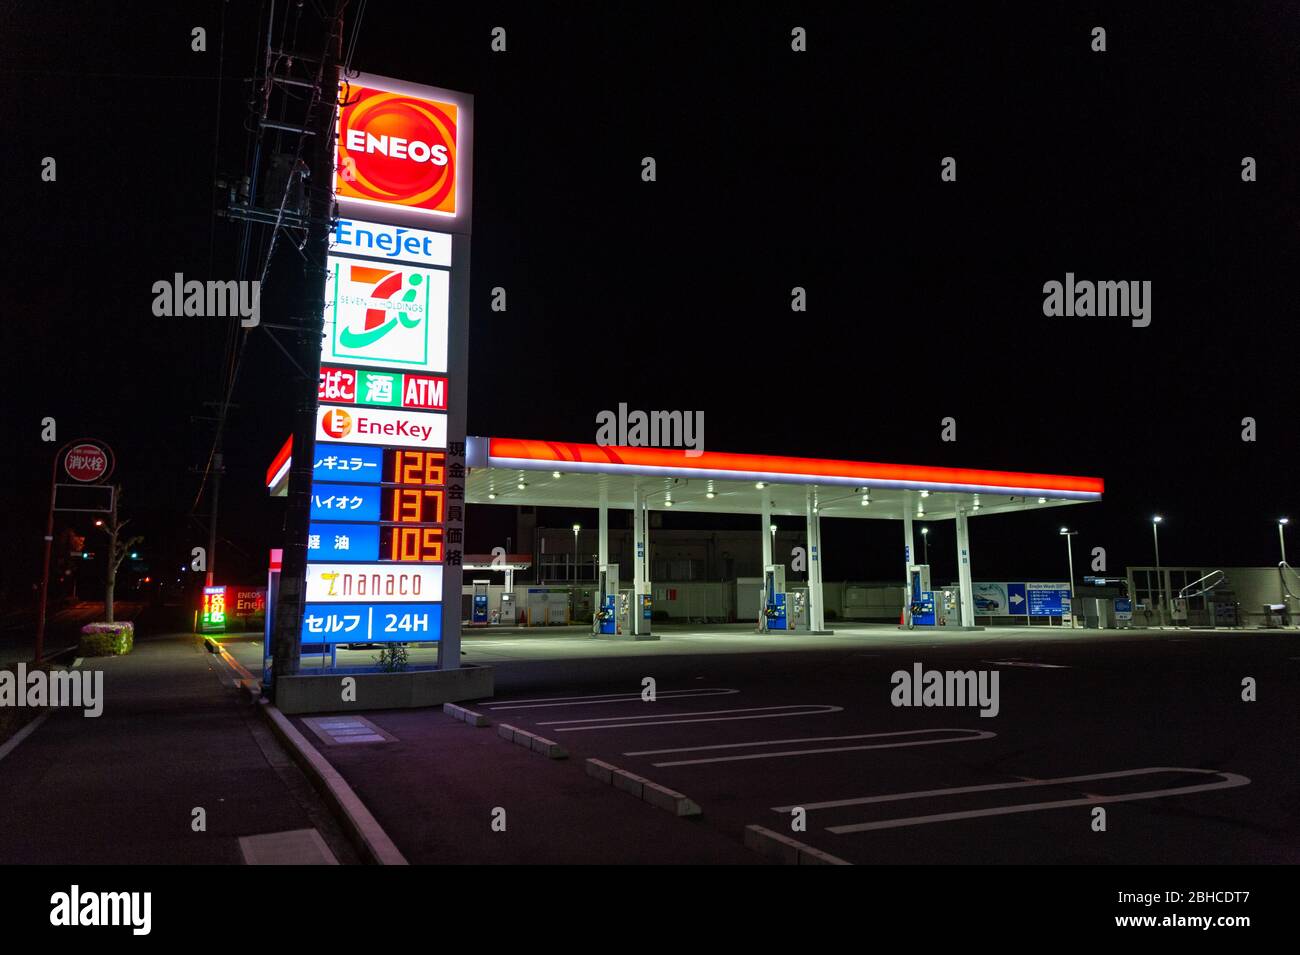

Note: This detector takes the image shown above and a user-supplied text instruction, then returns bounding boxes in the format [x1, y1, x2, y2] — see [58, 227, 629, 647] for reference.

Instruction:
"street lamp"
[1152, 516, 1164, 628]
[1279, 518, 1290, 565]
[920, 526, 929, 564]
[572, 524, 581, 582]
[1060, 527, 1078, 628]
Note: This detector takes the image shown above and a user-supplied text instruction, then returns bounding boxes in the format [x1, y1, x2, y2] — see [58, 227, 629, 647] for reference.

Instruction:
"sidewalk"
[0, 631, 355, 864]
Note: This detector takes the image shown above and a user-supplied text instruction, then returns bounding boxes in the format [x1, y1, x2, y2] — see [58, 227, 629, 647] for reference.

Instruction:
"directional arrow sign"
[1008, 583, 1027, 611]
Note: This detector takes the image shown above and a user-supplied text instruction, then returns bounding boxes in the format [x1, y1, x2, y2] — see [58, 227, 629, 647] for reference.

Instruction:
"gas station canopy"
[462, 437, 1102, 520]
[269, 434, 1103, 519]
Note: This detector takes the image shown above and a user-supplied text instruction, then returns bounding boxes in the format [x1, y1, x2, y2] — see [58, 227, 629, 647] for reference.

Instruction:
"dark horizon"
[3, 1, 1297, 598]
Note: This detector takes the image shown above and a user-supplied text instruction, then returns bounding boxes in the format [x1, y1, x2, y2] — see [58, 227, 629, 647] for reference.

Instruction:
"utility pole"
[206, 451, 223, 587]
[268, 2, 345, 689]
[194, 404, 234, 587]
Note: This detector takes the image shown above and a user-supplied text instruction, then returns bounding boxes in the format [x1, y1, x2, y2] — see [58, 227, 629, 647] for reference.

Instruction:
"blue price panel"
[300, 603, 443, 644]
[308, 523, 380, 561]
[310, 483, 381, 522]
[313, 444, 383, 483]
[1028, 588, 1070, 616]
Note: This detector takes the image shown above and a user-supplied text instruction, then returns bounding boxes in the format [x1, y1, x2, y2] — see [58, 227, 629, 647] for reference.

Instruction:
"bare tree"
[99, 485, 143, 624]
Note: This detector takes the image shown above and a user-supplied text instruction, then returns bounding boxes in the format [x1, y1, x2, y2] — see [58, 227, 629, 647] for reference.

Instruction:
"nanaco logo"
[50, 885, 150, 935]
[336, 84, 458, 216]
[320, 569, 426, 598]
[337, 264, 427, 348]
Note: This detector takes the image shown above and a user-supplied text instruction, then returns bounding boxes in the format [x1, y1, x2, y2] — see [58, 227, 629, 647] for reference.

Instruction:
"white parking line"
[630, 728, 996, 767]
[772, 767, 1250, 834]
[539, 704, 843, 732]
[982, 660, 1070, 669]
[483, 688, 738, 710]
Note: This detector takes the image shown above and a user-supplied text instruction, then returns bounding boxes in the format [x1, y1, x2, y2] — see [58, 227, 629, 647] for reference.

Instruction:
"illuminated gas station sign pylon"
[299, 72, 472, 655]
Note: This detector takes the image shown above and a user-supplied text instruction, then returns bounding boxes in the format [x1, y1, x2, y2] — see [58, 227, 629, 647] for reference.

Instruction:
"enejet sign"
[330, 218, 452, 268]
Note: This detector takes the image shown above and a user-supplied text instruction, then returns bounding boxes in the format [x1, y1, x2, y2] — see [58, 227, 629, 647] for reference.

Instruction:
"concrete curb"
[584, 758, 701, 817]
[257, 700, 408, 865]
[743, 824, 851, 865]
[496, 722, 567, 759]
[443, 702, 490, 727]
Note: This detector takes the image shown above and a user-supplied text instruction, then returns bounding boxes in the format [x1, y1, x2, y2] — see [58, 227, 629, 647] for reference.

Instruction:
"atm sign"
[320, 365, 447, 410]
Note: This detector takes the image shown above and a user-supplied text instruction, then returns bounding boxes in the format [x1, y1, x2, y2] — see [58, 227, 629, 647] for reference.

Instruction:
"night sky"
[3, 2, 1298, 599]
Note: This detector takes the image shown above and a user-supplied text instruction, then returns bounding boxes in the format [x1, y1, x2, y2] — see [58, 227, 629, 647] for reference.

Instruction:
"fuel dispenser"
[763, 564, 788, 630]
[618, 588, 633, 634]
[470, 579, 490, 626]
[498, 591, 516, 625]
[938, 587, 960, 626]
[638, 592, 653, 635]
[908, 564, 936, 627]
[594, 565, 619, 635]
[788, 586, 809, 631]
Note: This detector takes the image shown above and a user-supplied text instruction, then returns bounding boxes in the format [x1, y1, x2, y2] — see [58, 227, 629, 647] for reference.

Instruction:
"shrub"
[79, 622, 134, 657]
[373, 643, 409, 672]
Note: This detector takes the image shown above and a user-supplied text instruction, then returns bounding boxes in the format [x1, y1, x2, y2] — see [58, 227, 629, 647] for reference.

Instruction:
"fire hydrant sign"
[63, 442, 112, 483]
[299, 72, 471, 659]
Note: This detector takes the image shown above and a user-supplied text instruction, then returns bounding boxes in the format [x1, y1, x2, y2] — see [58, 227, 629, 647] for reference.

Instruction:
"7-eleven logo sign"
[325, 255, 448, 372]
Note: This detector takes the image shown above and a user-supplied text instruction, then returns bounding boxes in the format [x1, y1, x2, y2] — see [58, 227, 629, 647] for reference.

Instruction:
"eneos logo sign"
[337, 84, 458, 218]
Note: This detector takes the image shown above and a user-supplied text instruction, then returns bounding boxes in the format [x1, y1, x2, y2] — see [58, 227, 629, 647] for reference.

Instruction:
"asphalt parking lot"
[464, 625, 1299, 864]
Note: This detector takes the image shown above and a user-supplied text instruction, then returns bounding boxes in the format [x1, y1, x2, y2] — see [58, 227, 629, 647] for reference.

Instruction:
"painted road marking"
[239, 828, 339, 865]
[772, 767, 1250, 834]
[483, 688, 738, 710]
[627, 728, 996, 767]
[302, 715, 396, 746]
[0, 712, 50, 764]
[538, 704, 843, 732]
[982, 660, 1070, 669]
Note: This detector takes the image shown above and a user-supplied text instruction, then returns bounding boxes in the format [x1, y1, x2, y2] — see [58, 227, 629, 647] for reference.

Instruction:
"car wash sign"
[296, 73, 471, 654]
